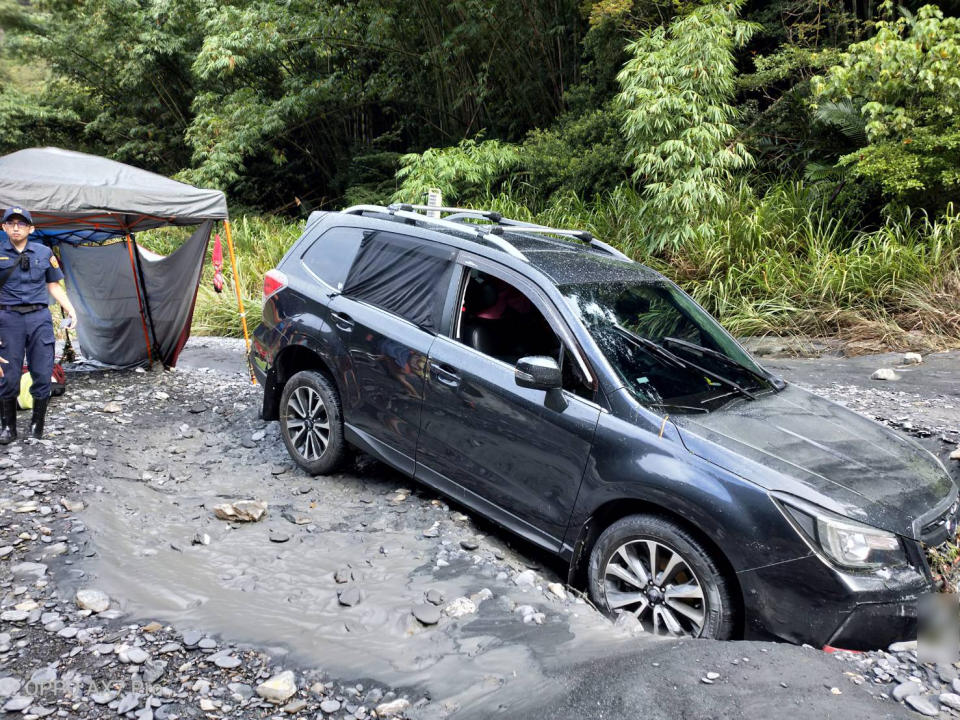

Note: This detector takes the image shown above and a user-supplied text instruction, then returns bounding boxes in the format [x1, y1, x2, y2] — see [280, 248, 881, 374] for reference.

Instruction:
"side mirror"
[515, 356, 562, 390]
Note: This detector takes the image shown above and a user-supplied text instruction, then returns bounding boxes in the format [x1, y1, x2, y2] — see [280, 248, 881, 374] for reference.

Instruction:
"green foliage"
[812, 4, 960, 210]
[616, 2, 758, 251]
[521, 103, 630, 202]
[393, 138, 522, 204]
[469, 180, 960, 350]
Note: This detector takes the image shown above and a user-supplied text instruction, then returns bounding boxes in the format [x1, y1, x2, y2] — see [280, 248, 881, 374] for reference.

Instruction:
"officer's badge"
[50, 256, 59, 269]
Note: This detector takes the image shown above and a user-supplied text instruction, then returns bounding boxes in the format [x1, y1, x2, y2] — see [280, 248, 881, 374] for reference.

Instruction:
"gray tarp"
[58, 223, 212, 368]
[0, 148, 227, 235]
[0, 147, 230, 367]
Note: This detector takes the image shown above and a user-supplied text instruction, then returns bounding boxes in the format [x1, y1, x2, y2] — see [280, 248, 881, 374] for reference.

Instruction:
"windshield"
[563, 280, 776, 412]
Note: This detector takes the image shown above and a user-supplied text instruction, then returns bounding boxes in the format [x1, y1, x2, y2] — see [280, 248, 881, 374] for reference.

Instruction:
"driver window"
[455, 269, 593, 399]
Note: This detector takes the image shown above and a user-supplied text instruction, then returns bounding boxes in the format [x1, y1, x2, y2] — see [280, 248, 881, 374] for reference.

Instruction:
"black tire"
[587, 514, 736, 639]
[279, 370, 346, 475]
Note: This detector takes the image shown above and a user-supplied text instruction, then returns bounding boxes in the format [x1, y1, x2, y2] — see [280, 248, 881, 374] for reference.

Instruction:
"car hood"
[672, 384, 956, 538]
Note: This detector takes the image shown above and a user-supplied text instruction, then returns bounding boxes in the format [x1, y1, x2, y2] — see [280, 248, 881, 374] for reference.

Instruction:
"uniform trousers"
[0, 307, 54, 399]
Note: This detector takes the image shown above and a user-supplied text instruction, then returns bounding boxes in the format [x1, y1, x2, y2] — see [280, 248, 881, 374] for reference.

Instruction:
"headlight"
[777, 497, 908, 570]
[815, 515, 904, 568]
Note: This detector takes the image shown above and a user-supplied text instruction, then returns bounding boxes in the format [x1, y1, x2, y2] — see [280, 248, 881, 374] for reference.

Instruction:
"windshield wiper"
[613, 325, 757, 401]
[662, 336, 776, 390]
[647, 402, 709, 414]
[612, 324, 687, 369]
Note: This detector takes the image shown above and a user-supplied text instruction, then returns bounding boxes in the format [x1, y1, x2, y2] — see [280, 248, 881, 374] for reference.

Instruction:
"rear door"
[329, 230, 458, 474]
[415, 257, 601, 548]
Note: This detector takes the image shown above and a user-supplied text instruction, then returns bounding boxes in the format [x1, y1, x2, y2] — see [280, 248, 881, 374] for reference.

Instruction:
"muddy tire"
[587, 514, 736, 639]
[279, 370, 346, 475]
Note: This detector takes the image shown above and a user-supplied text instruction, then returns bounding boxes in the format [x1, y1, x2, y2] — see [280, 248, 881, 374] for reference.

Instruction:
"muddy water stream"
[78, 418, 658, 716]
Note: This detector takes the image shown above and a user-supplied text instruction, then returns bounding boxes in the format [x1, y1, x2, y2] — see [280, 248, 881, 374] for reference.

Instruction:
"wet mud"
[65, 349, 655, 716]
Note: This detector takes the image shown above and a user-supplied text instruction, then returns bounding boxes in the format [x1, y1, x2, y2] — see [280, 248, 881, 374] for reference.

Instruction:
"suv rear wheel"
[587, 514, 736, 639]
[279, 370, 346, 475]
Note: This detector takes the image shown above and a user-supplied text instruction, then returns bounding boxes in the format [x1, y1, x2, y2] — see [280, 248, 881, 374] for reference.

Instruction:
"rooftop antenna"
[426, 188, 443, 219]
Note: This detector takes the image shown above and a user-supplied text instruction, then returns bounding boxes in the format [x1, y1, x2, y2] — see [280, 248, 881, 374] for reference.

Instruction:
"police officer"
[0, 207, 77, 443]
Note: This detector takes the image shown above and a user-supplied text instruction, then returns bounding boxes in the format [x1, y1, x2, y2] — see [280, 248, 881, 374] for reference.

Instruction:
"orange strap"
[126, 235, 153, 368]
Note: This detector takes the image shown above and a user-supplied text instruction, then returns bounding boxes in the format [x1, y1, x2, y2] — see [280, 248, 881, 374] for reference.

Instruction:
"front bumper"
[739, 553, 933, 650]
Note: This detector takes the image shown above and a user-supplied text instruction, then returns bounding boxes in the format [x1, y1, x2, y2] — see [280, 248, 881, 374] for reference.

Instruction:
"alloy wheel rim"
[286, 386, 330, 461]
[603, 538, 706, 636]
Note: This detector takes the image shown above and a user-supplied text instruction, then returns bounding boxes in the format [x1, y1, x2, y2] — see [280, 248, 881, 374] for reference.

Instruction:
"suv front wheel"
[279, 370, 346, 475]
[587, 514, 736, 639]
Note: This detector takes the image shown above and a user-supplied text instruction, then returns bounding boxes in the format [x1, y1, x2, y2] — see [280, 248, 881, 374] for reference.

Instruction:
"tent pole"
[126, 235, 154, 368]
[130, 234, 162, 365]
[223, 220, 255, 384]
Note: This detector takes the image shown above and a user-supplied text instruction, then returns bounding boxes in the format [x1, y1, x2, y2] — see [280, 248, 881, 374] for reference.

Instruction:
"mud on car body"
[250, 203, 959, 650]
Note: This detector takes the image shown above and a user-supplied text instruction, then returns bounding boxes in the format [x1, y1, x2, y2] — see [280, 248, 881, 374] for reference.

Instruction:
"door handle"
[330, 311, 354, 332]
[430, 362, 461, 388]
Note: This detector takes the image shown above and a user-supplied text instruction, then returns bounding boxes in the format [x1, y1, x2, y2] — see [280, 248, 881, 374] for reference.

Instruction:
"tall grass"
[479, 181, 960, 352]
[139, 183, 960, 352]
[139, 216, 301, 337]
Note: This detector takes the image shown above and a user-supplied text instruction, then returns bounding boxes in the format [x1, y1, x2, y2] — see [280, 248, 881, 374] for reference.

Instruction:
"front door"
[415, 264, 600, 548]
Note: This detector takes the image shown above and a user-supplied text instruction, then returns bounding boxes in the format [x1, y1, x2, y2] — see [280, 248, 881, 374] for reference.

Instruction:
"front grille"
[922, 499, 960, 547]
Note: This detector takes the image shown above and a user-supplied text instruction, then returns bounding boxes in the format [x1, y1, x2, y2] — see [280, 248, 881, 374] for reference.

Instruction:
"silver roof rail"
[342, 204, 527, 261]
[344, 203, 633, 263]
[388, 203, 634, 263]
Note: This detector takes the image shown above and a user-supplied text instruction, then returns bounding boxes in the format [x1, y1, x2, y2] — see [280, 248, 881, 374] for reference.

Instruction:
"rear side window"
[342, 231, 456, 331]
[300, 226, 365, 290]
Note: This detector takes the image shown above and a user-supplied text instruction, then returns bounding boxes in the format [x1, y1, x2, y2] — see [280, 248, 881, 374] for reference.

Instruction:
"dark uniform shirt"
[0, 236, 64, 305]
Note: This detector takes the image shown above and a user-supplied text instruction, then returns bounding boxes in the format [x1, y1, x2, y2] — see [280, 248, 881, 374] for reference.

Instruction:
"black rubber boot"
[29, 397, 49, 439]
[0, 397, 17, 445]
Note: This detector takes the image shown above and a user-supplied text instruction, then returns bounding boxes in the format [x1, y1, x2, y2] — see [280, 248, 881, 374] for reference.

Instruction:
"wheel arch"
[263, 342, 340, 420]
[567, 498, 745, 638]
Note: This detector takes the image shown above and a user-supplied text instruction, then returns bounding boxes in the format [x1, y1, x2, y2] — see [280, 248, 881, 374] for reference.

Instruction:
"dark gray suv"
[250, 203, 958, 649]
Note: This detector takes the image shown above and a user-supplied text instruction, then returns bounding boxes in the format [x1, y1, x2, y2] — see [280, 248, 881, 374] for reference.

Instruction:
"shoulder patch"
[50, 255, 59, 269]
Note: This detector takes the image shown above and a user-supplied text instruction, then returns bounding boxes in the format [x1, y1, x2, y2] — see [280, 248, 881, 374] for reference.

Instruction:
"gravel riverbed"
[0, 339, 956, 719]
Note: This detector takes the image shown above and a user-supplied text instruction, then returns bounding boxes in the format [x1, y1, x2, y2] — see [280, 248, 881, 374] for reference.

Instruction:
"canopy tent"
[0, 147, 250, 368]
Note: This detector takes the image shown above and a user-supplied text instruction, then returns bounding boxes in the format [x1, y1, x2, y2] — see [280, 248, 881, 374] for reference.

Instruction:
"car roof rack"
[342, 204, 528, 261]
[389, 203, 633, 262]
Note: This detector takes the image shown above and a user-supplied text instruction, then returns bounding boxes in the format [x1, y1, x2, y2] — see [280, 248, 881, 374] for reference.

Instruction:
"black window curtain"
[342, 232, 456, 331]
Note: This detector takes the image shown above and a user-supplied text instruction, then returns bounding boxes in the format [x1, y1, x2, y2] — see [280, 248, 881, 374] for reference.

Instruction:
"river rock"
[893, 680, 924, 701]
[11, 562, 47, 580]
[338, 588, 361, 607]
[870, 368, 898, 381]
[412, 604, 441, 626]
[256, 670, 297, 704]
[122, 646, 149, 664]
[940, 694, 960, 711]
[905, 695, 940, 717]
[3, 696, 33, 712]
[116, 693, 141, 714]
[375, 698, 410, 717]
[320, 698, 341, 713]
[214, 655, 241, 669]
[213, 500, 267, 522]
[547, 582, 566, 600]
[950, 446, 960, 461]
[0, 678, 21, 698]
[75, 589, 110, 613]
[903, 352, 923, 365]
[513, 569, 536, 587]
[443, 597, 476, 618]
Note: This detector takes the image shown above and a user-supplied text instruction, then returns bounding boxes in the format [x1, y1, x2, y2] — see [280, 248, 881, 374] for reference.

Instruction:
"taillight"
[263, 269, 288, 299]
